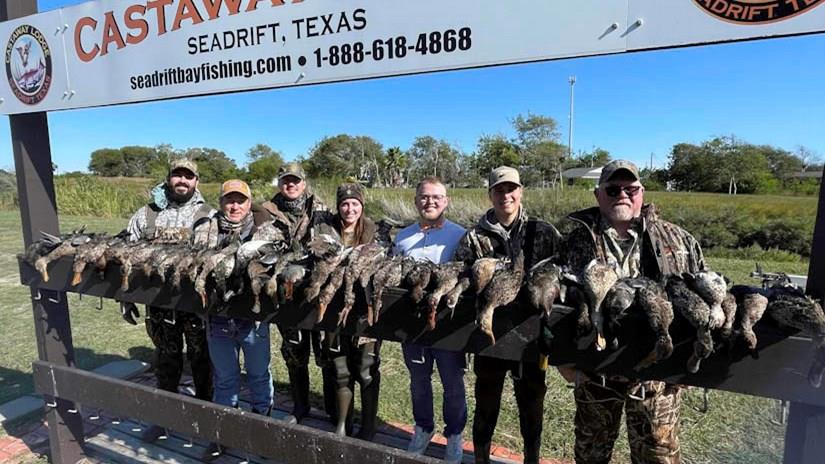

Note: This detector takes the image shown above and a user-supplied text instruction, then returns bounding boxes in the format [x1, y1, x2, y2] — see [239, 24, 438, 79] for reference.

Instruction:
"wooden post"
[784, 168, 825, 464]
[2, 2, 85, 462]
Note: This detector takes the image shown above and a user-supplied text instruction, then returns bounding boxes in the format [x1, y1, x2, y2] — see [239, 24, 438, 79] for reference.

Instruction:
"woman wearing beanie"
[314, 183, 383, 440]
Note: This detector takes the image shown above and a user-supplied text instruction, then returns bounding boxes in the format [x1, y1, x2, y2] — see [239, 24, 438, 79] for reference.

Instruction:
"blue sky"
[1, 0, 824, 173]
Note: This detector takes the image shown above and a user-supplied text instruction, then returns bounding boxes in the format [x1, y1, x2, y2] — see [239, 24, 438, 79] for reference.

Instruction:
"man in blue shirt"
[392, 176, 467, 463]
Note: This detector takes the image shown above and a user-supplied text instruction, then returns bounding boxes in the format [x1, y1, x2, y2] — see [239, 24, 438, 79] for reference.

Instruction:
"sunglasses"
[603, 185, 642, 198]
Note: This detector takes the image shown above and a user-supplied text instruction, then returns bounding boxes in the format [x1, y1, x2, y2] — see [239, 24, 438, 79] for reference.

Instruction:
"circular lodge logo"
[694, 0, 825, 24]
[5, 25, 52, 105]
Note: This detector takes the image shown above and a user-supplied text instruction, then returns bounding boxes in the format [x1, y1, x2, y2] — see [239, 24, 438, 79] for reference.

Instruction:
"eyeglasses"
[416, 194, 446, 203]
[603, 185, 642, 198]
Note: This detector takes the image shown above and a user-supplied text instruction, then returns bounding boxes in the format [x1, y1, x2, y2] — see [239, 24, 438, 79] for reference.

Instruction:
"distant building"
[561, 166, 603, 186]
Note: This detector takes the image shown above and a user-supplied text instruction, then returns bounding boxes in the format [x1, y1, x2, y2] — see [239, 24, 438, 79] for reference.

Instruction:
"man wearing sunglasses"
[558, 159, 705, 464]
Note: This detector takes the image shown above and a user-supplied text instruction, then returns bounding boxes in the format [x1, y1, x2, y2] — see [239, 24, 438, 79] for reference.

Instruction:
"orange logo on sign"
[694, 0, 825, 24]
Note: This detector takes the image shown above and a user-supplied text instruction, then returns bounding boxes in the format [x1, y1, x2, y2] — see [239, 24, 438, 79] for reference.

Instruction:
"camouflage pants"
[145, 306, 212, 401]
[573, 379, 681, 464]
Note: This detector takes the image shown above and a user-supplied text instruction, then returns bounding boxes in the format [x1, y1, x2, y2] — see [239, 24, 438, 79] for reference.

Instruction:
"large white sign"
[0, 0, 823, 114]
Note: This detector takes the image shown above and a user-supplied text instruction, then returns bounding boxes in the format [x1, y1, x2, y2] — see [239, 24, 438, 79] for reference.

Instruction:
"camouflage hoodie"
[563, 204, 705, 279]
[454, 207, 561, 268]
[126, 183, 215, 243]
[253, 192, 329, 249]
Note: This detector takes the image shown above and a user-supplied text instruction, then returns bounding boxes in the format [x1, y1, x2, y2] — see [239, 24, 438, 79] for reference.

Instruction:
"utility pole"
[568, 75, 576, 161]
[562, 75, 576, 190]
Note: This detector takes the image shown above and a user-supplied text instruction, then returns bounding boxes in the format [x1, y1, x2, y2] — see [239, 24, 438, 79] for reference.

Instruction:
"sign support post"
[2, 2, 85, 462]
[785, 167, 825, 463]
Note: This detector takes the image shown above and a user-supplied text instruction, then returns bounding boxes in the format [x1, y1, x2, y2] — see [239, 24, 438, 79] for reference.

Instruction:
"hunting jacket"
[126, 184, 215, 244]
[454, 207, 561, 363]
[454, 207, 561, 269]
[191, 204, 283, 249]
[563, 204, 705, 281]
[253, 193, 329, 250]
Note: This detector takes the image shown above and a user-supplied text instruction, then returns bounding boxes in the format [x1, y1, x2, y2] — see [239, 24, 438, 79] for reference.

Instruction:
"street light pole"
[568, 75, 576, 161]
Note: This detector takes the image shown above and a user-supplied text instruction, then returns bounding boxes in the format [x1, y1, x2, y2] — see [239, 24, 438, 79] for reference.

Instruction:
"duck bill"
[70, 271, 83, 286]
[317, 303, 327, 323]
[366, 304, 374, 327]
[595, 333, 607, 351]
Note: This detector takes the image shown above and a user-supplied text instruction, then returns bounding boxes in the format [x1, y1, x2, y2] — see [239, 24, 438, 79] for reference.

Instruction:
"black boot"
[355, 373, 380, 441]
[322, 364, 339, 424]
[202, 442, 223, 461]
[284, 366, 310, 424]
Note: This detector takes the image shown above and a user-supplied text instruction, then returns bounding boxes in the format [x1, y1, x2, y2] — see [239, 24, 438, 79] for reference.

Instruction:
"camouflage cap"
[277, 162, 306, 181]
[336, 183, 364, 206]
[598, 159, 640, 185]
[220, 179, 252, 199]
[168, 158, 199, 178]
[488, 166, 522, 190]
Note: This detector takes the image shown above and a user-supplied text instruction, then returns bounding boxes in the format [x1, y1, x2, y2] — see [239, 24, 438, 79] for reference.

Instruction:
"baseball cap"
[598, 160, 640, 185]
[220, 179, 252, 199]
[168, 158, 199, 178]
[277, 162, 307, 181]
[488, 166, 522, 190]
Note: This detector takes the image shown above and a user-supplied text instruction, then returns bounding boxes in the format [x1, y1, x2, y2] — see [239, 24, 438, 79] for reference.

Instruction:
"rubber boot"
[335, 387, 353, 436]
[322, 364, 339, 424]
[473, 441, 492, 464]
[284, 366, 310, 424]
[355, 374, 380, 441]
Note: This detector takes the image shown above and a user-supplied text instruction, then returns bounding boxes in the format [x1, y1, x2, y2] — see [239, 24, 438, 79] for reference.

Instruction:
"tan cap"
[598, 160, 640, 185]
[169, 158, 199, 177]
[277, 162, 307, 181]
[488, 166, 522, 190]
[220, 179, 252, 199]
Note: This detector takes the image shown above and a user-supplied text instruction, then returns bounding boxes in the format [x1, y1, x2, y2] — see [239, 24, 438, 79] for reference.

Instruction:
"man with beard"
[122, 159, 216, 443]
[559, 160, 704, 464]
[253, 162, 331, 425]
[453, 166, 560, 464]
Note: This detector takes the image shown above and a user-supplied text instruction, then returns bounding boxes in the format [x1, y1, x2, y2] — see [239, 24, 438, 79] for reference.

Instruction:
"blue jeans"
[207, 316, 273, 412]
[402, 343, 467, 436]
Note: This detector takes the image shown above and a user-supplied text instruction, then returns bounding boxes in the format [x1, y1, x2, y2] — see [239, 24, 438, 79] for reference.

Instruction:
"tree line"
[86, 114, 821, 193]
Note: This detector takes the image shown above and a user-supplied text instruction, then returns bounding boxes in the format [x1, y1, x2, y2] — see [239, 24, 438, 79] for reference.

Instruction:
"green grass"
[0, 208, 813, 463]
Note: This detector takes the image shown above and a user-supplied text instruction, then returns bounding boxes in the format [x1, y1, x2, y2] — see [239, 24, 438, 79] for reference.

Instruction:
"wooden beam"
[32, 361, 439, 464]
[2, 3, 85, 462]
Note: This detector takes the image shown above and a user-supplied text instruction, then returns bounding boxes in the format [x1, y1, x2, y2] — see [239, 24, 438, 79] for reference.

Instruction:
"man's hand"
[120, 301, 140, 325]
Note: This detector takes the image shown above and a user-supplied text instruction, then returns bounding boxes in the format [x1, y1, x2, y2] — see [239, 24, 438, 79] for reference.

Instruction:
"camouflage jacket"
[191, 204, 282, 249]
[563, 204, 705, 280]
[126, 184, 215, 243]
[252, 193, 328, 250]
[454, 207, 561, 268]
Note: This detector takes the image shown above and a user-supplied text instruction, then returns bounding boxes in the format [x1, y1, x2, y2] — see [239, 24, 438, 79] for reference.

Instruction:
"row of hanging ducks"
[22, 227, 825, 387]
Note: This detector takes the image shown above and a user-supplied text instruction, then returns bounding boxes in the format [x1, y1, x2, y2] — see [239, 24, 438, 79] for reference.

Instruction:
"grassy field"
[0, 203, 814, 463]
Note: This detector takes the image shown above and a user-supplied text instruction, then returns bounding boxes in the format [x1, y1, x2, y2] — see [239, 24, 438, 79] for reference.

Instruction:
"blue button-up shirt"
[392, 219, 466, 264]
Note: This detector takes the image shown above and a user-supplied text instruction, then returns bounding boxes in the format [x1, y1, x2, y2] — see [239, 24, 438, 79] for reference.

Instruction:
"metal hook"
[97, 297, 104, 311]
[111, 417, 121, 425]
[163, 309, 177, 325]
[45, 400, 57, 408]
[67, 408, 78, 414]
[628, 384, 647, 401]
[770, 400, 789, 425]
[33, 290, 42, 301]
[411, 353, 426, 365]
[89, 410, 100, 421]
[131, 420, 142, 432]
[288, 330, 302, 345]
[694, 388, 710, 413]
[600, 374, 607, 388]
[48, 292, 61, 304]
[183, 437, 194, 448]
